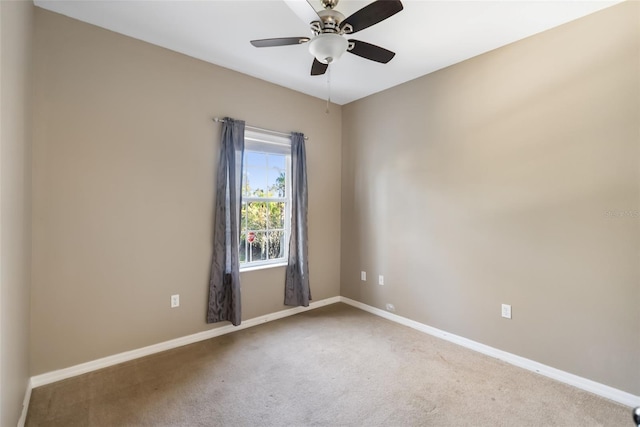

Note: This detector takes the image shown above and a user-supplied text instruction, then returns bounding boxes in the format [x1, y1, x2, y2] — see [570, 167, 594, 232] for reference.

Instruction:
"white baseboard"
[339, 296, 640, 408]
[30, 296, 340, 389]
[17, 379, 32, 427]
[28, 295, 639, 410]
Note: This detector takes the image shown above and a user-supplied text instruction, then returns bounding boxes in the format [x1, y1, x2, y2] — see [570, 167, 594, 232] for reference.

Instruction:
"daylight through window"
[240, 130, 291, 269]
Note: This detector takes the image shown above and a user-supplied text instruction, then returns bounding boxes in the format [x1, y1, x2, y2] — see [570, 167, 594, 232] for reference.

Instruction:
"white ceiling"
[34, 0, 623, 105]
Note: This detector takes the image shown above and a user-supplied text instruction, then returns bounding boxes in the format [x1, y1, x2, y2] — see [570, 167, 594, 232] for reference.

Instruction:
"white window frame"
[239, 129, 292, 271]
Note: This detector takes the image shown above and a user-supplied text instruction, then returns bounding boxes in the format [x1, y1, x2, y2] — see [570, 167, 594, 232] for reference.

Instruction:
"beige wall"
[1, 0, 33, 424]
[30, 0, 640, 399]
[31, 9, 341, 375]
[341, 1, 639, 395]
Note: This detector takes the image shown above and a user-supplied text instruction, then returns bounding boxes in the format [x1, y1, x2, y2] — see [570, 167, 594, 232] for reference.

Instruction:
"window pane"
[245, 151, 266, 167]
[246, 202, 267, 231]
[268, 202, 285, 229]
[242, 171, 249, 197]
[248, 231, 266, 262]
[239, 232, 247, 263]
[268, 169, 286, 197]
[241, 202, 247, 228]
[268, 154, 285, 170]
[267, 154, 286, 197]
[245, 167, 268, 197]
[268, 231, 285, 259]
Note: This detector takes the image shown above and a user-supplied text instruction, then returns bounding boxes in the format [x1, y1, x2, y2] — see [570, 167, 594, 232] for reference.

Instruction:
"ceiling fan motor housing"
[314, 9, 347, 35]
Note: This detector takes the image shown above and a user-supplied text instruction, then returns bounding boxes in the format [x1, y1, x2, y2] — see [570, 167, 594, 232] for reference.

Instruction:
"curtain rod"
[212, 118, 308, 140]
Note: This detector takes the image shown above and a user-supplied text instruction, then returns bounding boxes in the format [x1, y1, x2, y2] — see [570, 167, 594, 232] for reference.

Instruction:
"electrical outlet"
[361, 271, 367, 281]
[171, 294, 180, 308]
[501, 304, 511, 319]
[378, 275, 384, 286]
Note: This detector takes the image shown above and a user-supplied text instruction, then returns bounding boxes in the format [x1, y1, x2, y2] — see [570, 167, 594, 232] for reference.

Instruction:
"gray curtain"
[284, 132, 311, 306]
[207, 118, 245, 325]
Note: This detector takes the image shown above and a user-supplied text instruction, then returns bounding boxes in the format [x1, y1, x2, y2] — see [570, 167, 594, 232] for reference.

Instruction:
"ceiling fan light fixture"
[308, 33, 348, 64]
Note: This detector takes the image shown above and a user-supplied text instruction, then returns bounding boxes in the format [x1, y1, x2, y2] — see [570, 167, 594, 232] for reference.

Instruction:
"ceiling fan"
[250, 0, 403, 76]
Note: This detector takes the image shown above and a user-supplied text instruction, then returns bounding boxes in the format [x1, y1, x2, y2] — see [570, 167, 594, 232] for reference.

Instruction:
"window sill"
[240, 262, 288, 273]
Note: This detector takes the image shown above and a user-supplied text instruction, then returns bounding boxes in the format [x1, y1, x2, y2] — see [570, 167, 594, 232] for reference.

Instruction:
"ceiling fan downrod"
[321, 0, 339, 9]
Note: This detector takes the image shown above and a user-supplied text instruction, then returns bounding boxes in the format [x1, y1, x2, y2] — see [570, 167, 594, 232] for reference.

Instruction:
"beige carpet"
[27, 303, 631, 426]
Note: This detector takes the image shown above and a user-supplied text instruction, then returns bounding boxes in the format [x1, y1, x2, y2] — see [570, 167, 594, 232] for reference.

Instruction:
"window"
[240, 130, 291, 269]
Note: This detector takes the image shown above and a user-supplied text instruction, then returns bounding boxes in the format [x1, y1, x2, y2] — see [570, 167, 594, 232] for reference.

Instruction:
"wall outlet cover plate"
[501, 304, 512, 319]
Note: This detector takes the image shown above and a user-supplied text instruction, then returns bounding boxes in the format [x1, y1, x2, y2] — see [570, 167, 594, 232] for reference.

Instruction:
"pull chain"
[325, 66, 331, 114]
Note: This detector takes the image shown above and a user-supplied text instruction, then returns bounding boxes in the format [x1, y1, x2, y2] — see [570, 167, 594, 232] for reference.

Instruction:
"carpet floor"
[26, 303, 631, 426]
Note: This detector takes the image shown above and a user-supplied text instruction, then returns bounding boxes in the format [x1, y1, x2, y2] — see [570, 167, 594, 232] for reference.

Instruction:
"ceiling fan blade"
[347, 39, 395, 63]
[250, 37, 310, 48]
[340, 0, 403, 34]
[311, 59, 328, 76]
[283, 0, 321, 25]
